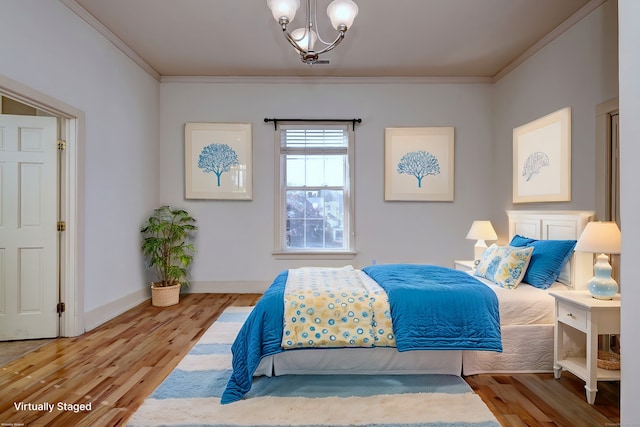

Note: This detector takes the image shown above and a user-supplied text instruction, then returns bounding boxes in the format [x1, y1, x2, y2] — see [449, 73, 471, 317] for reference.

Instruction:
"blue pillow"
[509, 234, 535, 247]
[509, 235, 577, 289]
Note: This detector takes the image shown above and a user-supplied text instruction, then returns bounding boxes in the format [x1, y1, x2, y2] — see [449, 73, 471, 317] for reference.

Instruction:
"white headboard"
[506, 210, 594, 290]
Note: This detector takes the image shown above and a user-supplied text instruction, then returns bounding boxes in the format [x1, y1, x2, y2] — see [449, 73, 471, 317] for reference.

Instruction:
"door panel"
[0, 114, 58, 340]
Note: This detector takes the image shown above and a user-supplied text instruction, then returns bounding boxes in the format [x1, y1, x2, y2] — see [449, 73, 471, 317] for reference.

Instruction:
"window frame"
[273, 122, 356, 259]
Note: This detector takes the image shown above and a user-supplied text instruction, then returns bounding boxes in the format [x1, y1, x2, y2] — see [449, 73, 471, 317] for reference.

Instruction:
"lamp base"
[473, 240, 488, 261]
[588, 253, 618, 300]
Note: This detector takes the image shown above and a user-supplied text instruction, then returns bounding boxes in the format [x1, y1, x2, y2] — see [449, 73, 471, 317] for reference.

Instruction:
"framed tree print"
[185, 122, 252, 200]
[384, 127, 454, 201]
[513, 107, 571, 203]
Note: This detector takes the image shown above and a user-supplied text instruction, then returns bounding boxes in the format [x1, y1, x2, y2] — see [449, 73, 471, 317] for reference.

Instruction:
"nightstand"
[454, 260, 476, 272]
[549, 290, 621, 404]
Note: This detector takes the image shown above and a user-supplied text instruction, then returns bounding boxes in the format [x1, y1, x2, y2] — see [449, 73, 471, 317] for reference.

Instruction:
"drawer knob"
[567, 313, 574, 318]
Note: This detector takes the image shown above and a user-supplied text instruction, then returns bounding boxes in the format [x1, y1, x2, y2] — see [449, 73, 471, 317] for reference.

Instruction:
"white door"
[0, 114, 58, 340]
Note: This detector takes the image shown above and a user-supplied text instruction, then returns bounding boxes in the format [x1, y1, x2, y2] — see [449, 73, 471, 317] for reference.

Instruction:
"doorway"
[0, 74, 83, 338]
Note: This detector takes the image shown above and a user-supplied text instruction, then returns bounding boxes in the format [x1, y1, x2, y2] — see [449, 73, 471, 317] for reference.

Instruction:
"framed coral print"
[384, 127, 454, 201]
[185, 122, 252, 200]
[513, 107, 571, 203]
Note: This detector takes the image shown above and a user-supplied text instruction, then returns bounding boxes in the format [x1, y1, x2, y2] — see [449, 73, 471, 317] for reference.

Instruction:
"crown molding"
[59, 0, 161, 81]
[160, 75, 494, 85]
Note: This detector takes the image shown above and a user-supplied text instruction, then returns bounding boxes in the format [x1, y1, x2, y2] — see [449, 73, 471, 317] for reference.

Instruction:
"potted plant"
[141, 206, 197, 307]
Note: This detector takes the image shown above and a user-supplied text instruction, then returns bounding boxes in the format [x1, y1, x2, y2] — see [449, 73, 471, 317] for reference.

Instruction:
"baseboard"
[84, 287, 150, 332]
[83, 281, 266, 331]
[185, 280, 269, 294]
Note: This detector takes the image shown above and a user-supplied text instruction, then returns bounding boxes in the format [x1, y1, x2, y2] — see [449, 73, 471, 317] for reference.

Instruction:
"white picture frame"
[513, 107, 571, 203]
[384, 127, 455, 201]
[185, 122, 252, 200]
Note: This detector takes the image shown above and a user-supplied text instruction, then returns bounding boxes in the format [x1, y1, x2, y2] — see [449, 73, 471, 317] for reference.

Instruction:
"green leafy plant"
[141, 206, 197, 287]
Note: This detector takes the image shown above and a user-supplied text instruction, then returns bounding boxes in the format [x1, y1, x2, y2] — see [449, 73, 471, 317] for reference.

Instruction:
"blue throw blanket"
[362, 264, 502, 352]
[221, 265, 501, 404]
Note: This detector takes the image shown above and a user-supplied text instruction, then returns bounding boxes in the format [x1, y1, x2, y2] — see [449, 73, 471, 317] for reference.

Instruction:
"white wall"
[618, 1, 640, 424]
[491, 0, 618, 235]
[0, 1, 160, 319]
[160, 82, 495, 287]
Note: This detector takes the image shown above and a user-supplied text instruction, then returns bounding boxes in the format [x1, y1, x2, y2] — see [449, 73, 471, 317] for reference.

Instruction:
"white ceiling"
[63, 0, 601, 81]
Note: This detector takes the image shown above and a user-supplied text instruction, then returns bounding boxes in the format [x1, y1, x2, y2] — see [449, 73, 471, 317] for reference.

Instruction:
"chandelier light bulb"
[327, 0, 359, 30]
[291, 27, 317, 51]
[267, 0, 300, 23]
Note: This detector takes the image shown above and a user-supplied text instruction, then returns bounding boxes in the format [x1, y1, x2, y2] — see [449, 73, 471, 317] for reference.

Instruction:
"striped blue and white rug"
[127, 306, 501, 427]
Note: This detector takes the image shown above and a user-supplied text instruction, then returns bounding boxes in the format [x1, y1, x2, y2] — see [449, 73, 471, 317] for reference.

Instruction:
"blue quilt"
[221, 272, 287, 404]
[221, 265, 501, 404]
[362, 264, 502, 352]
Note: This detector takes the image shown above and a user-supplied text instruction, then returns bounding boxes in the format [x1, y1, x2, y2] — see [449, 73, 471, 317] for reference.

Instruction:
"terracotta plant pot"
[151, 282, 181, 307]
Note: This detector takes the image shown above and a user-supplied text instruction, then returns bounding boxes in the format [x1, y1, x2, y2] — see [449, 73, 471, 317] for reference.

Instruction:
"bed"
[222, 210, 594, 403]
[463, 210, 594, 374]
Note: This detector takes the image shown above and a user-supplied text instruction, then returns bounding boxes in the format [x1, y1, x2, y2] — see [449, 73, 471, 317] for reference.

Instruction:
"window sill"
[272, 251, 357, 260]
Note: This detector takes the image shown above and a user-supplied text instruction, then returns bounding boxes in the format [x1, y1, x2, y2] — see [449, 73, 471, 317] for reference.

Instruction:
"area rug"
[127, 306, 501, 427]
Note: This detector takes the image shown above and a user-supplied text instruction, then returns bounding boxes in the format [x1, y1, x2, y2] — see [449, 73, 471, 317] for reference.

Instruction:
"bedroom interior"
[1, 0, 639, 426]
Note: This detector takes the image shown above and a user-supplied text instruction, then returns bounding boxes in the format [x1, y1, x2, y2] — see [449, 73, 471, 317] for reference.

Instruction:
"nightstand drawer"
[557, 301, 587, 330]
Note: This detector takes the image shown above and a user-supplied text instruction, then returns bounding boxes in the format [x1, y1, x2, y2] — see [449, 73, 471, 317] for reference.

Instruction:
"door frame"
[595, 97, 619, 222]
[1, 73, 84, 337]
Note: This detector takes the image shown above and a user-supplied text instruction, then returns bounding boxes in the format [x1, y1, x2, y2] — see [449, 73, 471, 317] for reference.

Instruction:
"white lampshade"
[466, 221, 498, 241]
[267, 0, 300, 22]
[291, 27, 317, 50]
[327, 0, 359, 30]
[575, 221, 621, 254]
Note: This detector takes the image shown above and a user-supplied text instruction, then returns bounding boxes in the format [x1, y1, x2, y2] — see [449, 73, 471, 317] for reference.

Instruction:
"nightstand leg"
[553, 321, 563, 380]
[586, 325, 598, 404]
[553, 366, 562, 379]
[585, 386, 597, 404]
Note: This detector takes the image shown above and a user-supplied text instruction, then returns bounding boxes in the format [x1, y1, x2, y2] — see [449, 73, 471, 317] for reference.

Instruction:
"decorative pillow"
[509, 236, 577, 289]
[474, 244, 534, 289]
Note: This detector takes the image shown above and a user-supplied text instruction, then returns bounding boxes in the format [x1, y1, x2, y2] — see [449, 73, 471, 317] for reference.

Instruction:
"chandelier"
[267, 0, 359, 65]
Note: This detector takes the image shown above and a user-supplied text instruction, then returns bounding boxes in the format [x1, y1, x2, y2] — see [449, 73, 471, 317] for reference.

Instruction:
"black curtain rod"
[264, 118, 362, 131]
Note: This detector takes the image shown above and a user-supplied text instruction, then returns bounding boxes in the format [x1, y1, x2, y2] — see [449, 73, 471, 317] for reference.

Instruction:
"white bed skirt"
[255, 347, 462, 377]
[462, 324, 554, 375]
[254, 324, 569, 377]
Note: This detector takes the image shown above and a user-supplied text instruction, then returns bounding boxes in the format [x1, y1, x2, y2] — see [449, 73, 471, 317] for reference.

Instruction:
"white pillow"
[474, 244, 534, 289]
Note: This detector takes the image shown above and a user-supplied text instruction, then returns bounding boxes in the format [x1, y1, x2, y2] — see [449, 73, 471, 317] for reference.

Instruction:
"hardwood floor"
[466, 373, 620, 426]
[0, 293, 620, 427]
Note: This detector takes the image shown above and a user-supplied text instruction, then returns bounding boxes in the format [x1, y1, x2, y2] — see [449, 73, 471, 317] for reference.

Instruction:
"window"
[274, 123, 355, 256]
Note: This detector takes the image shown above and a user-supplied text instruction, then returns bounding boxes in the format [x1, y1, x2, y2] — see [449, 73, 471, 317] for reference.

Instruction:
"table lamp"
[466, 220, 498, 260]
[574, 221, 622, 299]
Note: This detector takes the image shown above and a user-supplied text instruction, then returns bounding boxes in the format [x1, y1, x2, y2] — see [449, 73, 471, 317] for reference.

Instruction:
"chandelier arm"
[311, 0, 333, 47]
[307, 31, 345, 56]
[308, 0, 345, 49]
[283, 31, 309, 56]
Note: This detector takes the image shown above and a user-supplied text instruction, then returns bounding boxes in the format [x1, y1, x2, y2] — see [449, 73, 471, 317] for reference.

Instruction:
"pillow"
[509, 234, 536, 247]
[474, 244, 534, 289]
[509, 235, 577, 289]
